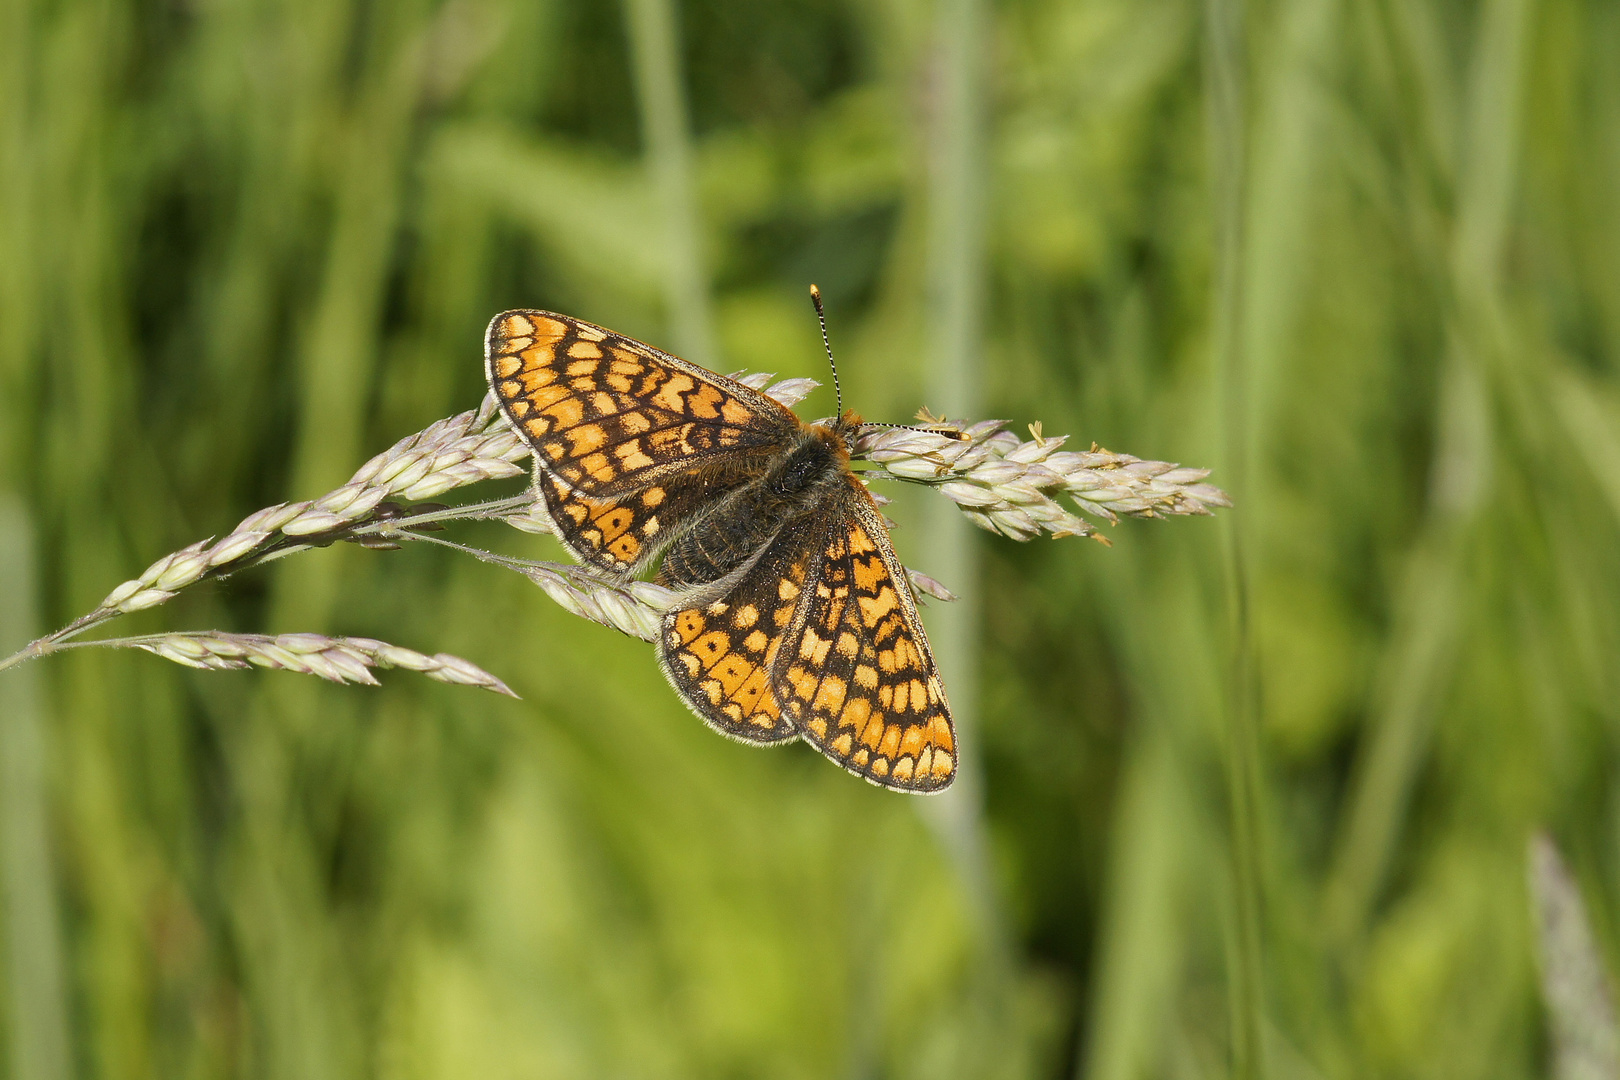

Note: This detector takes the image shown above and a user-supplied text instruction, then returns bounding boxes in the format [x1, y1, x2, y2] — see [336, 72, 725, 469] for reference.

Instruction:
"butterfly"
[484, 295, 956, 792]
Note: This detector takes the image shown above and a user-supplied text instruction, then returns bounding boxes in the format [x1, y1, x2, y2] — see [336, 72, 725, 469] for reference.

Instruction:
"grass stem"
[623, 0, 716, 367]
[0, 497, 73, 1080]
[919, 0, 1003, 960]
[1204, 0, 1267, 1073]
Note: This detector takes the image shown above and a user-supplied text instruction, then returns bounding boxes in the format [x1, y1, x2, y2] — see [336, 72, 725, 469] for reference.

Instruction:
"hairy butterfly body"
[486, 309, 956, 792]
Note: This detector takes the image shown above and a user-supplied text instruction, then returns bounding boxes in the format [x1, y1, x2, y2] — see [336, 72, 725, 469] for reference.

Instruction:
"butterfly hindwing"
[655, 516, 827, 744]
[775, 482, 956, 791]
[535, 459, 772, 578]
[655, 481, 957, 792]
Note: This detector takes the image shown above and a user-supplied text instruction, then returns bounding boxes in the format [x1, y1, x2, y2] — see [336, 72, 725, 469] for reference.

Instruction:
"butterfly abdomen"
[659, 431, 846, 590]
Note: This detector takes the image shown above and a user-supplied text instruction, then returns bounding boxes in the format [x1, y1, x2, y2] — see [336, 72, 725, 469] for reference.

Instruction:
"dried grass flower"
[1, 378, 1228, 690]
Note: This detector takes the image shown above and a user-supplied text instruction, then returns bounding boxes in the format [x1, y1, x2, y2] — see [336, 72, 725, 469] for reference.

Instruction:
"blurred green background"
[4, 0, 1620, 1076]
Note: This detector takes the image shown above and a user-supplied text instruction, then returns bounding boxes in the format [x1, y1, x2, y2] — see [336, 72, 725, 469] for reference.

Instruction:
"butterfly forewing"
[488, 310, 803, 576]
[487, 311, 798, 497]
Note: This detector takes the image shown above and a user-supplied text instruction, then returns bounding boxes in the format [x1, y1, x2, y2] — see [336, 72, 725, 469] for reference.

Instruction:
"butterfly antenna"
[808, 284, 970, 441]
[809, 284, 844, 415]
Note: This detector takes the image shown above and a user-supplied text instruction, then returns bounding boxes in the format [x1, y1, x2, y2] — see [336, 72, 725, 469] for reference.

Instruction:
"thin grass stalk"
[1323, 0, 1525, 954]
[1203, 0, 1266, 1073]
[0, 498, 73, 1080]
[623, 0, 716, 368]
[918, 0, 1004, 966]
[1529, 833, 1620, 1080]
[236, 14, 429, 1037]
[271, 1, 435, 634]
[1079, 727, 1190, 1080]
[0, 0, 34, 446]
[55, 632, 515, 697]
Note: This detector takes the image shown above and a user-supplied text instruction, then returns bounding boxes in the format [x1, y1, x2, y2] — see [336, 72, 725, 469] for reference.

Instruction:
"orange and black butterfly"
[484, 294, 956, 792]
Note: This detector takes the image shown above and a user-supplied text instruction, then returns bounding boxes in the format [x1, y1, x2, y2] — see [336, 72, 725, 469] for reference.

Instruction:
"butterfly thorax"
[658, 422, 854, 591]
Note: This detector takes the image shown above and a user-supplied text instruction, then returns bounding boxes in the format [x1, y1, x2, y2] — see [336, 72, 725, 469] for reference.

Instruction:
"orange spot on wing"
[736, 667, 774, 714]
[614, 442, 655, 471]
[579, 453, 614, 482]
[839, 696, 870, 732]
[835, 632, 858, 659]
[813, 676, 846, 714]
[858, 587, 899, 626]
[651, 373, 695, 412]
[688, 383, 723, 418]
[877, 724, 902, 758]
[692, 630, 730, 669]
[898, 725, 926, 758]
[525, 383, 571, 410]
[672, 610, 705, 644]
[567, 424, 607, 455]
[530, 316, 567, 344]
[787, 665, 817, 701]
[499, 313, 536, 338]
[852, 556, 885, 592]
[710, 654, 752, 696]
[594, 506, 633, 540]
[544, 397, 586, 429]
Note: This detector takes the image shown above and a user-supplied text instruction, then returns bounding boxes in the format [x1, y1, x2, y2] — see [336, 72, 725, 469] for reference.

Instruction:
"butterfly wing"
[487, 310, 799, 495]
[655, 480, 957, 791]
[774, 481, 956, 791]
[487, 310, 802, 576]
[655, 514, 829, 744]
[531, 463, 763, 578]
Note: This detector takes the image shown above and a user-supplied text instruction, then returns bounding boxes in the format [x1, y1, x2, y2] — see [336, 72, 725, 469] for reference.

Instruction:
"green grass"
[3, 0, 1620, 1077]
